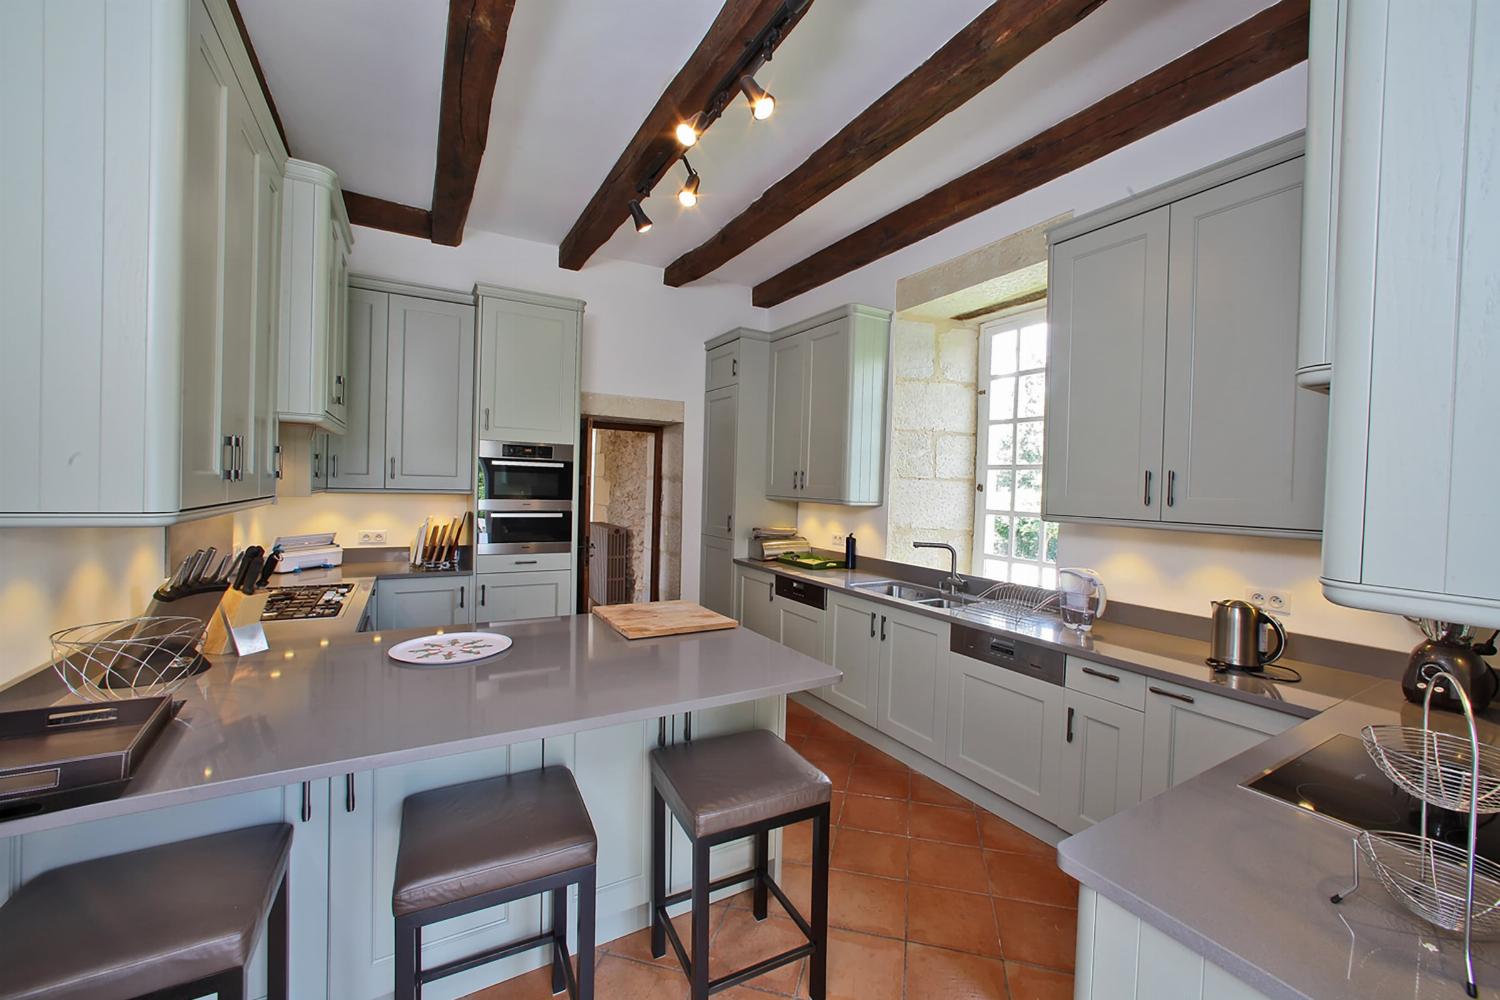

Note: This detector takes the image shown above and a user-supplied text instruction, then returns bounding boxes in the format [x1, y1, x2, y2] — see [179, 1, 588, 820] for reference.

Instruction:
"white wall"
[234, 492, 471, 555]
[345, 227, 766, 600]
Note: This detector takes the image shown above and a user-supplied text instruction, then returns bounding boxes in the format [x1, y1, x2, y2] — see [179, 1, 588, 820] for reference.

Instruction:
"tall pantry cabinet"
[1, 0, 288, 524]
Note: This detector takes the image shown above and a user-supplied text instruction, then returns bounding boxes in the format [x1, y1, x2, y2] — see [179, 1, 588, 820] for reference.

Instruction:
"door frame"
[577, 420, 665, 608]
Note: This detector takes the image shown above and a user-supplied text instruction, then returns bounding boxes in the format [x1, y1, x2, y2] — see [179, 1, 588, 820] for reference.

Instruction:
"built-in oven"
[477, 501, 573, 555]
[478, 441, 574, 503]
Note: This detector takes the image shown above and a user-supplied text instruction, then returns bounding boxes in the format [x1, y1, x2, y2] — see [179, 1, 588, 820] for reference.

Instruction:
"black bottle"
[844, 532, 857, 570]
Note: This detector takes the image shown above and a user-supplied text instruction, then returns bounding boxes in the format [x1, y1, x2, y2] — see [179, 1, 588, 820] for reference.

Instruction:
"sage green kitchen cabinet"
[778, 598, 825, 663]
[325, 287, 388, 489]
[818, 593, 883, 727]
[700, 536, 735, 617]
[1140, 678, 1293, 799]
[876, 607, 950, 760]
[278, 159, 352, 434]
[374, 576, 474, 630]
[1295, 0, 1345, 391]
[703, 386, 738, 540]
[706, 341, 739, 391]
[476, 287, 582, 446]
[475, 569, 571, 623]
[736, 566, 778, 640]
[946, 650, 1065, 820]
[1054, 688, 1144, 834]
[766, 335, 807, 499]
[309, 431, 329, 492]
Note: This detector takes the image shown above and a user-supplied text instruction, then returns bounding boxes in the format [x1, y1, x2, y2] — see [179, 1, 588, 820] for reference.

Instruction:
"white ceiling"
[240, 0, 1281, 285]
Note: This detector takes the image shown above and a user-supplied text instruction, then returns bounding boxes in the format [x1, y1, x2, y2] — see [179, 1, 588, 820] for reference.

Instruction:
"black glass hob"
[1244, 734, 1500, 863]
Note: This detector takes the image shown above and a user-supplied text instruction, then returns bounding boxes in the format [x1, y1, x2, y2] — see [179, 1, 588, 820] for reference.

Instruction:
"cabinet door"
[736, 568, 778, 639]
[706, 342, 739, 390]
[699, 535, 734, 617]
[1163, 159, 1327, 532]
[1055, 689, 1144, 834]
[309, 431, 328, 492]
[250, 148, 283, 499]
[702, 386, 738, 539]
[476, 570, 571, 623]
[327, 289, 389, 489]
[876, 608, 949, 759]
[374, 576, 473, 630]
[821, 594, 880, 726]
[1044, 208, 1170, 522]
[385, 294, 475, 491]
[324, 226, 349, 429]
[946, 652, 1066, 819]
[1141, 680, 1294, 798]
[778, 600, 825, 662]
[219, 87, 265, 504]
[801, 319, 852, 502]
[766, 335, 807, 498]
[478, 296, 579, 445]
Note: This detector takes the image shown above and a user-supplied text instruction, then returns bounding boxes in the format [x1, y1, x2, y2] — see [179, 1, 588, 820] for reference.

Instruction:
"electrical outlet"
[1265, 591, 1292, 615]
[1244, 587, 1268, 608]
[358, 529, 388, 546]
[831, 534, 845, 547]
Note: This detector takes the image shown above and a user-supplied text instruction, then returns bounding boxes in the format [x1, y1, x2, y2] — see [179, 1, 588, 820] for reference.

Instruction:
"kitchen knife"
[168, 553, 196, 591]
[256, 549, 281, 587]
[239, 552, 265, 594]
[210, 552, 231, 584]
[194, 547, 217, 586]
[183, 549, 210, 588]
[223, 550, 246, 587]
[234, 546, 264, 593]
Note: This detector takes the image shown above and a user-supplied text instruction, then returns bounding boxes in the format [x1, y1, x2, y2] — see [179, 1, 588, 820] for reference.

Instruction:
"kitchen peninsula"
[0, 617, 839, 999]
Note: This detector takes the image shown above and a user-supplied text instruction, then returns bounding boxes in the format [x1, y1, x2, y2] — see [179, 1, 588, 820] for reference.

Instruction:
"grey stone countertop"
[1057, 681, 1500, 999]
[735, 558, 1379, 718]
[309, 548, 473, 581]
[0, 614, 839, 838]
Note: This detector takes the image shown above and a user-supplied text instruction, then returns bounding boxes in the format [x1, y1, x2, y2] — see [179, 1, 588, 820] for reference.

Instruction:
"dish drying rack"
[1331, 668, 1500, 997]
[960, 582, 1062, 625]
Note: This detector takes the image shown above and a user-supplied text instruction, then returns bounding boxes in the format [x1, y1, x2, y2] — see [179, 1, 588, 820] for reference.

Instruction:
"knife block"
[202, 589, 269, 657]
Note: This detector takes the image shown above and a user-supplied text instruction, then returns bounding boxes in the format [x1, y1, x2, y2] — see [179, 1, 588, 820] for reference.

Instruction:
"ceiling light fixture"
[739, 75, 775, 120]
[628, 199, 653, 233]
[677, 158, 701, 208]
[675, 112, 704, 148]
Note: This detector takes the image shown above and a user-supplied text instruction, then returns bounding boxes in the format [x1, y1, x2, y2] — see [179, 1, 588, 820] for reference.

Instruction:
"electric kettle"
[1208, 600, 1286, 671]
[1058, 568, 1107, 633]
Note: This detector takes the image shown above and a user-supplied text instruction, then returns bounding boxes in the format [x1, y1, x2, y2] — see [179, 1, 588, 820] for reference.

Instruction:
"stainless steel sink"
[850, 580, 974, 609]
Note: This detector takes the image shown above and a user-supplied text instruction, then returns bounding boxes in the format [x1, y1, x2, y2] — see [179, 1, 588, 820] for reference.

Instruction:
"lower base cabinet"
[946, 651, 1066, 820]
[1055, 688, 1145, 834]
[475, 570, 571, 624]
[700, 535, 734, 617]
[820, 593, 882, 726]
[374, 575, 473, 630]
[737, 567, 778, 639]
[1141, 677, 1295, 798]
[778, 598, 824, 661]
[876, 608, 949, 760]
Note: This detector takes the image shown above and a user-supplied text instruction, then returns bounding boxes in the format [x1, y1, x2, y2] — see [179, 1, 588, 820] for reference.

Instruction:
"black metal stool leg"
[753, 829, 770, 920]
[690, 840, 712, 1000]
[578, 866, 597, 1000]
[267, 872, 289, 1000]
[394, 917, 421, 1000]
[651, 786, 667, 960]
[809, 804, 831, 1000]
[551, 885, 569, 995]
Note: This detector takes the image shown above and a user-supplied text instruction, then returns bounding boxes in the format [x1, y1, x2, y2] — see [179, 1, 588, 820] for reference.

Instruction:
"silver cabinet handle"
[223, 435, 235, 480]
[345, 773, 356, 813]
[389, 457, 396, 480]
[1143, 470, 1153, 506]
[1080, 666, 1120, 683]
[1166, 469, 1176, 508]
[1149, 685, 1195, 704]
[483, 407, 490, 430]
[334, 373, 345, 405]
[1066, 706, 1075, 743]
[274, 443, 283, 480]
[300, 781, 312, 822]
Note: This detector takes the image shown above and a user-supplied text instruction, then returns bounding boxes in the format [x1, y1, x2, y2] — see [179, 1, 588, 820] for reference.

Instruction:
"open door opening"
[577, 421, 664, 609]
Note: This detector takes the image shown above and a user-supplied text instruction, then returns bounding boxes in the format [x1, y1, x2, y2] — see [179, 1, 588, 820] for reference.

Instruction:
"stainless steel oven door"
[478, 441, 574, 503]
[477, 501, 573, 555]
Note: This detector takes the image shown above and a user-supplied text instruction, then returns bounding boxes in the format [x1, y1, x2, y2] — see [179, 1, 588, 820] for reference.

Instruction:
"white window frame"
[973, 305, 1057, 587]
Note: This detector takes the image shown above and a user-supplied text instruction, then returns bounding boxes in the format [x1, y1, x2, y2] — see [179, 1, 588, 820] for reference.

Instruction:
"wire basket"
[1356, 829, 1500, 935]
[967, 582, 1062, 619]
[50, 616, 207, 702]
[1362, 724, 1500, 815]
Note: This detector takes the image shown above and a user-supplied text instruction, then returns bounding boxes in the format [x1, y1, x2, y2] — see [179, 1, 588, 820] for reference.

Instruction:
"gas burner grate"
[260, 584, 354, 622]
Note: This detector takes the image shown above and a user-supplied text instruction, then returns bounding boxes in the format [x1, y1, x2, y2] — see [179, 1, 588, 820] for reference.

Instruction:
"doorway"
[578, 420, 664, 609]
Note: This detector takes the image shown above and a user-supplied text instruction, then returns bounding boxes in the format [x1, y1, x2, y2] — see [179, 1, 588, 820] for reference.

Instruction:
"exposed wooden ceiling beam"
[751, 0, 1309, 309]
[557, 0, 815, 272]
[344, 191, 434, 241]
[951, 288, 1048, 322]
[664, 0, 1109, 289]
[430, 0, 517, 247]
[225, 0, 289, 152]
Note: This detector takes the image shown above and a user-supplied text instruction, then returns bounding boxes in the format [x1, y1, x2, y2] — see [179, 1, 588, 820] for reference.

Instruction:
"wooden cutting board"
[592, 600, 738, 640]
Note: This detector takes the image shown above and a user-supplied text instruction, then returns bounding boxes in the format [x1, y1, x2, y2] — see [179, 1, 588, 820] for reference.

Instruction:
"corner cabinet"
[1, 0, 288, 524]
[278, 159, 352, 433]
[1315, 0, 1500, 628]
[1044, 136, 1328, 538]
[1139, 678, 1292, 799]
[765, 306, 891, 505]
[476, 287, 582, 446]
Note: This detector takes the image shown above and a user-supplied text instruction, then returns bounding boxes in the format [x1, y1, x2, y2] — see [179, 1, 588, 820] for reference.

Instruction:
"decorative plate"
[387, 632, 513, 666]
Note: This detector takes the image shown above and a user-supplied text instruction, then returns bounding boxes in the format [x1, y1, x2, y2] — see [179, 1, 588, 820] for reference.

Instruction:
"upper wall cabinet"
[1318, 0, 1500, 628]
[1, 0, 287, 525]
[278, 160, 353, 433]
[1044, 137, 1327, 538]
[765, 305, 891, 506]
[1295, 0, 1346, 391]
[476, 286, 582, 446]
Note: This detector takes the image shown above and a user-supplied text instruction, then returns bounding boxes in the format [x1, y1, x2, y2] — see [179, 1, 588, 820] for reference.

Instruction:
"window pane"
[1044, 521, 1059, 563]
[1017, 372, 1045, 419]
[1016, 420, 1044, 464]
[983, 558, 1009, 582]
[989, 377, 1015, 420]
[986, 469, 1013, 512]
[1014, 469, 1041, 512]
[1014, 517, 1042, 560]
[1040, 566, 1057, 590]
[987, 423, 1014, 465]
[990, 328, 1018, 375]
[1019, 323, 1048, 370]
[985, 515, 1011, 557]
[1010, 562, 1040, 587]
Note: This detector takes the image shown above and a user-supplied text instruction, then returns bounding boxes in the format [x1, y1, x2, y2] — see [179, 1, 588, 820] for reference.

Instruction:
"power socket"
[1244, 587, 1292, 615]
[831, 534, 845, 547]
[358, 529, 388, 546]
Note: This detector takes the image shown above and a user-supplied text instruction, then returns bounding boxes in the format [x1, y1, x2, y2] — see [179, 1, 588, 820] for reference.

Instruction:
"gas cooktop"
[260, 583, 355, 622]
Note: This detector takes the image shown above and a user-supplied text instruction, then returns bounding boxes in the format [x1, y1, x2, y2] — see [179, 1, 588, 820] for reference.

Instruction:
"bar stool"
[0, 823, 292, 1000]
[392, 766, 597, 1000]
[649, 727, 832, 999]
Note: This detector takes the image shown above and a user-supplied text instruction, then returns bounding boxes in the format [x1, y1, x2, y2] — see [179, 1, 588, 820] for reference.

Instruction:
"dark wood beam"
[225, 0, 290, 152]
[664, 0, 1108, 288]
[752, 0, 1309, 309]
[951, 288, 1048, 322]
[430, 0, 517, 246]
[344, 191, 434, 240]
[557, 0, 815, 272]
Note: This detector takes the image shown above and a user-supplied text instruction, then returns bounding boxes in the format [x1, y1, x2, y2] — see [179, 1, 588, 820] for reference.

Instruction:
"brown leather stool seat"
[0, 823, 292, 1000]
[392, 766, 597, 1000]
[649, 727, 832, 1000]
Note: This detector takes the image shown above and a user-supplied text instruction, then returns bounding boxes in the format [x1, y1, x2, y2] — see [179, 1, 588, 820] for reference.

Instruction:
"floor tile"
[905, 941, 1010, 999]
[779, 860, 813, 916]
[985, 850, 1080, 908]
[782, 818, 819, 865]
[907, 883, 1003, 957]
[711, 907, 809, 995]
[908, 839, 990, 892]
[816, 759, 853, 790]
[796, 736, 861, 768]
[912, 772, 974, 809]
[846, 765, 910, 800]
[827, 869, 907, 937]
[852, 744, 909, 772]
[839, 793, 909, 835]
[909, 801, 982, 846]
[978, 811, 1055, 858]
[993, 898, 1077, 972]
[1005, 960, 1074, 1000]
[797, 928, 905, 1000]
[831, 827, 909, 879]
[602, 900, 731, 968]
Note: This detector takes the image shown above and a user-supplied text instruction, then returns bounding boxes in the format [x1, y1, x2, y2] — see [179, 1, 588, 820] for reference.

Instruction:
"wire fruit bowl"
[1362, 724, 1500, 815]
[50, 617, 207, 702]
[1354, 829, 1500, 935]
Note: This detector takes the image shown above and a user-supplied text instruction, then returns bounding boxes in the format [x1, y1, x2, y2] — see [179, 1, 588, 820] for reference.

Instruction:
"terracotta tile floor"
[469, 699, 1078, 999]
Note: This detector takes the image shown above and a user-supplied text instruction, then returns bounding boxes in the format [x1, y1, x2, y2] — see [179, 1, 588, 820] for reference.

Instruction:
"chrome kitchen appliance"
[749, 527, 808, 561]
[1208, 599, 1287, 672]
[477, 441, 574, 556]
[1057, 567, 1107, 633]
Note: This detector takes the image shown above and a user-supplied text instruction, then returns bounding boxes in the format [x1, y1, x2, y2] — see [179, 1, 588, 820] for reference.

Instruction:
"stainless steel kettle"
[1208, 599, 1287, 671]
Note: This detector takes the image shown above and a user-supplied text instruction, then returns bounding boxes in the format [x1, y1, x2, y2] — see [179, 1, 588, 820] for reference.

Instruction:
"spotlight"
[677, 159, 701, 208]
[739, 75, 775, 120]
[675, 112, 704, 147]
[628, 199, 653, 233]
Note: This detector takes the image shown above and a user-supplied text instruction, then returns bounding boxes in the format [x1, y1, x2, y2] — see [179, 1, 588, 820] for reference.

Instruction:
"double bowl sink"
[849, 579, 977, 610]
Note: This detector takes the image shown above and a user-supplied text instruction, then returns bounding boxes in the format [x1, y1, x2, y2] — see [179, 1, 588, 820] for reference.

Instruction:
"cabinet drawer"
[706, 343, 739, 390]
[476, 570, 571, 623]
[1065, 656, 1146, 710]
[479, 552, 571, 574]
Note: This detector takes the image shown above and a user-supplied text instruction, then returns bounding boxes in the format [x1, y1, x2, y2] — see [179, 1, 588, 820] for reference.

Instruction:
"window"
[973, 307, 1057, 587]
